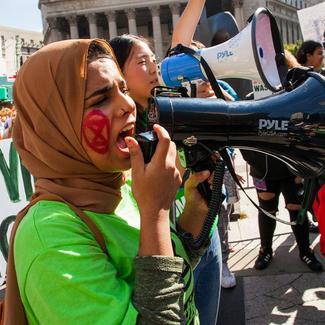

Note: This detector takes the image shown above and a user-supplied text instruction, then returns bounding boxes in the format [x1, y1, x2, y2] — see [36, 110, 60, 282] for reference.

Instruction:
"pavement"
[217, 151, 325, 325]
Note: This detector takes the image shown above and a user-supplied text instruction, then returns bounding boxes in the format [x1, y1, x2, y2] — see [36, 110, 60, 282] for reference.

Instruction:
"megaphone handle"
[135, 131, 158, 164]
[197, 181, 212, 205]
[191, 159, 217, 205]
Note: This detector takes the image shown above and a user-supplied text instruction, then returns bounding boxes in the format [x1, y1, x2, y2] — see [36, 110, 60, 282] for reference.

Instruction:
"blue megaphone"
[158, 8, 287, 92]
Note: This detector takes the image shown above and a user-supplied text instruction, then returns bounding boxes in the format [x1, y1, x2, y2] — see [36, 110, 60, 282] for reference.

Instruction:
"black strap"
[200, 56, 225, 100]
[167, 44, 225, 100]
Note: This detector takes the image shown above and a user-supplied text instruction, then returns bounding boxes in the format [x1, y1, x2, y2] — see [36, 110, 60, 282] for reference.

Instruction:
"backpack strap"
[2, 194, 109, 325]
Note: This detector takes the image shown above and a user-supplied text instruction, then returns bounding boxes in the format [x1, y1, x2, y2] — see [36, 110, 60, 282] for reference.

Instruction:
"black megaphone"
[144, 72, 325, 178]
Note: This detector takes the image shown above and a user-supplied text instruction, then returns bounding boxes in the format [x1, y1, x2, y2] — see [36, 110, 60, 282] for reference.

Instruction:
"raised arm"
[171, 0, 206, 48]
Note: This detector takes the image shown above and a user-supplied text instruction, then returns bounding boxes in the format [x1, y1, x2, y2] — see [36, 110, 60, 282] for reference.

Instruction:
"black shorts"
[254, 176, 301, 211]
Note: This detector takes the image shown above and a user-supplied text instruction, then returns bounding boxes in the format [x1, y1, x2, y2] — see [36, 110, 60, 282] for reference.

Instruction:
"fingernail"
[125, 138, 132, 147]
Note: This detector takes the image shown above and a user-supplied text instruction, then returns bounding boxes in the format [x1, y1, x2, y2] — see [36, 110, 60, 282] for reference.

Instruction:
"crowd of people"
[0, 102, 15, 140]
[2, 0, 325, 324]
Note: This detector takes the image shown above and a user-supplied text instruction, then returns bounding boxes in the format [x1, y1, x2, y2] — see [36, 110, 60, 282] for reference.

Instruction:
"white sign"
[297, 3, 325, 43]
[0, 139, 34, 284]
[2, 38, 17, 77]
[0, 58, 7, 76]
[252, 80, 272, 100]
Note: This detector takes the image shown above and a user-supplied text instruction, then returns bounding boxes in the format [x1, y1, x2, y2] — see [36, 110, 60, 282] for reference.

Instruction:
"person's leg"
[255, 210, 276, 270]
[218, 203, 229, 264]
[254, 180, 280, 269]
[194, 229, 222, 325]
[281, 177, 323, 272]
[224, 203, 233, 258]
[218, 202, 236, 288]
[289, 211, 322, 272]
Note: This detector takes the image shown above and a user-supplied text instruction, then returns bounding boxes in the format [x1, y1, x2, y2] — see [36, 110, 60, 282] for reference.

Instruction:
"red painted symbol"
[83, 110, 110, 154]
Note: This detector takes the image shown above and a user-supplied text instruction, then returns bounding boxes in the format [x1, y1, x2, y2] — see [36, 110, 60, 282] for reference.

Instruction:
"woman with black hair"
[296, 40, 324, 75]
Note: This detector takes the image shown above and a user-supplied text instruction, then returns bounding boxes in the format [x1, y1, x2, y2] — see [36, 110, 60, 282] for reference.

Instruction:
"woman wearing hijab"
[8, 39, 211, 324]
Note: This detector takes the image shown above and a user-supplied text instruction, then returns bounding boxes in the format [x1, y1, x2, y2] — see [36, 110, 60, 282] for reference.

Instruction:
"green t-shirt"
[14, 182, 199, 324]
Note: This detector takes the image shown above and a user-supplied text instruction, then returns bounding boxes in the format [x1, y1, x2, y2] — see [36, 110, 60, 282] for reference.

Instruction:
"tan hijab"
[13, 39, 124, 213]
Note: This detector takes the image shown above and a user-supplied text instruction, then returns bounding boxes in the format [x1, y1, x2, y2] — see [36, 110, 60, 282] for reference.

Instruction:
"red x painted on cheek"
[83, 110, 110, 154]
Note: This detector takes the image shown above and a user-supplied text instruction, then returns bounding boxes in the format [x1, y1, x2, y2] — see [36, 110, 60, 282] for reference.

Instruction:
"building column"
[87, 13, 98, 38]
[150, 6, 163, 60]
[1, 36, 5, 58]
[105, 11, 117, 39]
[169, 3, 180, 29]
[126, 9, 137, 35]
[297, 24, 302, 41]
[295, 23, 301, 42]
[15, 35, 22, 71]
[275, 17, 281, 35]
[289, 21, 294, 44]
[67, 15, 79, 39]
[232, 0, 244, 31]
[282, 19, 288, 44]
[47, 17, 62, 43]
[292, 23, 298, 43]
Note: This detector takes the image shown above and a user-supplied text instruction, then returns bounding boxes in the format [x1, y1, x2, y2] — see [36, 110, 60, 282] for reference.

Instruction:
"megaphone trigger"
[183, 142, 217, 204]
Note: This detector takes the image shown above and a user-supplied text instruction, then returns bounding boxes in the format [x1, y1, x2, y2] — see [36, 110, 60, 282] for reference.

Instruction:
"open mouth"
[117, 124, 134, 149]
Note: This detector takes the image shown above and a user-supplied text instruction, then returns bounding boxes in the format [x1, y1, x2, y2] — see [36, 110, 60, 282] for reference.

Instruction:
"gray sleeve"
[181, 241, 209, 269]
[133, 256, 186, 325]
[175, 224, 210, 268]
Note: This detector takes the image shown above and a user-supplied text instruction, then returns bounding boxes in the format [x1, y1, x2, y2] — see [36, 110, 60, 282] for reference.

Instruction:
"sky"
[0, 0, 43, 32]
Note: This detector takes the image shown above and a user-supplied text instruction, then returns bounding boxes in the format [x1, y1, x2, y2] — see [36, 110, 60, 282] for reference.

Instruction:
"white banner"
[297, 3, 325, 43]
[252, 80, 272, 100]
[0, 139, 34, 284]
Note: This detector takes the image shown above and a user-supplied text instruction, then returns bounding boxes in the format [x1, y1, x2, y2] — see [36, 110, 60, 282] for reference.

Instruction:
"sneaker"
[254, 248, 273, 270]
[300, 251, 323, 272]
[309, 222, 319, 234]
[221, 263, 236, 288]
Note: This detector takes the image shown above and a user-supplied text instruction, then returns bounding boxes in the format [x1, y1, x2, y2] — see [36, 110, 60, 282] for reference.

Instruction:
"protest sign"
[297, 2, 325, 43]
[0, 138, 34, 284]
[252, 80, 272, 100]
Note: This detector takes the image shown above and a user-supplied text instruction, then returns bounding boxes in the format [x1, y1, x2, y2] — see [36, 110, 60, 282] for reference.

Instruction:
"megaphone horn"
[149, 72, 325, 178]
[158, 8, 288, 92]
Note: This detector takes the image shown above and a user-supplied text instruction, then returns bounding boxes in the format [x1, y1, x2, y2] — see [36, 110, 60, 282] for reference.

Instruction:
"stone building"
[39, 0, 323, 60]
[239, 0, 323, 44]
[0, 26, 43, 76]
[39, 0, 190, 60]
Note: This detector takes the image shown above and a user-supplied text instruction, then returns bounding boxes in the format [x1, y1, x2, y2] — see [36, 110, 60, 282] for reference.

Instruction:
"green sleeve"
[23, 249, 138, 325]
[14, 203, 138, 325]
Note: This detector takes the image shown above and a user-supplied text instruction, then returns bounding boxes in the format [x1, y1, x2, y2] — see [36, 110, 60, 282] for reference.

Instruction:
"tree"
[284, 40, 302, 57]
